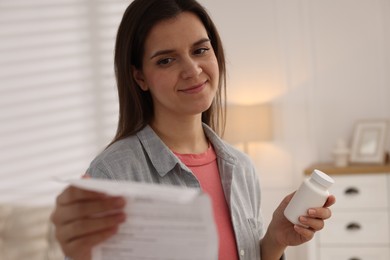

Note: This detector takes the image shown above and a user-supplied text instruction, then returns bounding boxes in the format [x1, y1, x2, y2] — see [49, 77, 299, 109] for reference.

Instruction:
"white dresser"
[304, 163, 390, 260]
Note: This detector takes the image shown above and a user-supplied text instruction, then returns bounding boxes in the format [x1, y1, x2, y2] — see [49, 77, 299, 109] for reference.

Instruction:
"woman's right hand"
[50, 185, 126, 260]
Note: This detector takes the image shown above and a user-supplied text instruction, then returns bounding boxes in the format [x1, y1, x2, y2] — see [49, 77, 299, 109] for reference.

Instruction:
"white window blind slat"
[0, 0, 126, 206]
[0, 70, 93, 91]
[0, 32, 90, 51]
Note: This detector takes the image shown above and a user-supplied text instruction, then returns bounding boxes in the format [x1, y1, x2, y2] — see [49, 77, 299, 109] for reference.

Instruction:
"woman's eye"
[157, 58, 174, 66]
[194, 48, 209, 55]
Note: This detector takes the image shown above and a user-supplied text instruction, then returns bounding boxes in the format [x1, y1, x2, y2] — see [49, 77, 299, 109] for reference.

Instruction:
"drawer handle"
[346, 222, 361, 231]
[344, 187, 359, 195]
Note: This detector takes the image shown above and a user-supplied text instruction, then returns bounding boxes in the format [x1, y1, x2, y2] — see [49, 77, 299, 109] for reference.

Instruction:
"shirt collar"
[136, 124, 237, 177]
[202, 124, 237, 165]
[136, 125, 184, 177]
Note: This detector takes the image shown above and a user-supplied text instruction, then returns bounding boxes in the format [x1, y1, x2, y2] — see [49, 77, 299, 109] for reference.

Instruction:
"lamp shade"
[223, 103, 273, 144]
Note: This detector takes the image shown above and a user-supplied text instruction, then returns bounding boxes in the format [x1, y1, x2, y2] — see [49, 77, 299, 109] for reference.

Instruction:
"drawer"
[330, 174, 387, 209]
[319, 211, 389, 245]
[320, 246, 390, 260]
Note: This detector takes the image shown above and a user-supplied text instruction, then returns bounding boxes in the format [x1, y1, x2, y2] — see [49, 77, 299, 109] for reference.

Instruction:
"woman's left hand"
[267, 193, 336, 247]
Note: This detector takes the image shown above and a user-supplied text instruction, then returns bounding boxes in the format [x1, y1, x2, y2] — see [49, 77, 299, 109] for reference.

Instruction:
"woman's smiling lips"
[179, 81, 207, 94]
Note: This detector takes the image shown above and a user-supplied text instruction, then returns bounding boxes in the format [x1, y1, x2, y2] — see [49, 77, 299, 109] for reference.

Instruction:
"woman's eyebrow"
[193, 38, 210, 46]
[150, 49, 175, 60]
[150, 38, 211, 59]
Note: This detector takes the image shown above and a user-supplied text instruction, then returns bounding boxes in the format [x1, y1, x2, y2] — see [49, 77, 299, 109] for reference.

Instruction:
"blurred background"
[0, 0, 390, 259]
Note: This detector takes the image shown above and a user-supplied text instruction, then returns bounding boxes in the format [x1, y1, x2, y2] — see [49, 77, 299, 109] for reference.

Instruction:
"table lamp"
[223, 103, 273, 153]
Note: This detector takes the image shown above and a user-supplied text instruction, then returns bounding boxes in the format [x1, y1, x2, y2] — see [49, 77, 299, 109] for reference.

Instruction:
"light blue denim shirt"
[65, 124, 285, 260]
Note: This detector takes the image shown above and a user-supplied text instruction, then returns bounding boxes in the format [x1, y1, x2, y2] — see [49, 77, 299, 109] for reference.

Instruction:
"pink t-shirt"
[174, 145, 239, 260]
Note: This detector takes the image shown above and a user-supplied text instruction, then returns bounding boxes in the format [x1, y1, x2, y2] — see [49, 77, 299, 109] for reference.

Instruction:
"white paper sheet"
[66, 179, 218, 260]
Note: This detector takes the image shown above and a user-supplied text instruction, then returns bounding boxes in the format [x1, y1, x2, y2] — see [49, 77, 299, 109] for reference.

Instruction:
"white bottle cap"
[311, 169, 334, 189]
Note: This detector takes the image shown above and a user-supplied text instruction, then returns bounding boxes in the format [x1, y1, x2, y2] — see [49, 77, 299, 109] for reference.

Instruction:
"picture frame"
[350, 120, 389, 164]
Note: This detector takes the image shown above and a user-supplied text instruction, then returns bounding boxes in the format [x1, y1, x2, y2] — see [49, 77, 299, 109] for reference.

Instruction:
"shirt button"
[240, 249, 245, 256]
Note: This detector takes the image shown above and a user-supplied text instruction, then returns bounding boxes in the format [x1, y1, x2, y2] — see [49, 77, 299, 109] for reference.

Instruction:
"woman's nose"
[180, 57, 202, 79]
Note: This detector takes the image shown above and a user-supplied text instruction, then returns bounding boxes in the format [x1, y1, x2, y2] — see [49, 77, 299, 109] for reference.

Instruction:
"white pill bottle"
[284, 169, 334, 225]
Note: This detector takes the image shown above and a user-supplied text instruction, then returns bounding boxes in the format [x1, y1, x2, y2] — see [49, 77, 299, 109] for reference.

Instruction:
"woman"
[51, 0, 335, 259]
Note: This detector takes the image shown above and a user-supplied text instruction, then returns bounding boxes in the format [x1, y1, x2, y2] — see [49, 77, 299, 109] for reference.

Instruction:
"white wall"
[203, 0, 390, 171]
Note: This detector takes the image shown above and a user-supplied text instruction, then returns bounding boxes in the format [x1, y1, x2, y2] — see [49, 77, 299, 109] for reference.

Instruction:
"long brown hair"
[111, 0, 227, 144]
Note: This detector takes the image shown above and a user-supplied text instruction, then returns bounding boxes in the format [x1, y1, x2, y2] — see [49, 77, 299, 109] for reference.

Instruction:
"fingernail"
[308, 209, 316, 216]
[300, 216, 308, 223]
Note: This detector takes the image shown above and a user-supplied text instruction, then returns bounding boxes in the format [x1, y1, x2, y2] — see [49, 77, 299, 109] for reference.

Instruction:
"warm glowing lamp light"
[223, 103, 273, 153]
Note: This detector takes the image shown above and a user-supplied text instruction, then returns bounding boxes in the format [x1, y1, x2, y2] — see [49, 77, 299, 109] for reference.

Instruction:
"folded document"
[67, 178, 218, 260]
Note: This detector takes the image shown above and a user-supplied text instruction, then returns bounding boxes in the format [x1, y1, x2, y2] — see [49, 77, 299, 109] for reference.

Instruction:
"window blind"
[0, 0, 129, 206]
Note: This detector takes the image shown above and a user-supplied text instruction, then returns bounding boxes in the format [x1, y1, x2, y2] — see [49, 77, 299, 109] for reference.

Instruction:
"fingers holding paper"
[51, 186, 126, 260]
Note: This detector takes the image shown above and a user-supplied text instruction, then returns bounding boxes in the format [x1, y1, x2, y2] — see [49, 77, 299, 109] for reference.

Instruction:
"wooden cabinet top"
[304, 162, 390, 176]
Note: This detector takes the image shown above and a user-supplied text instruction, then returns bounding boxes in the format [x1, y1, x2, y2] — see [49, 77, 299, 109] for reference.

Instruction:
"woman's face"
[133, 12, 219, 121]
